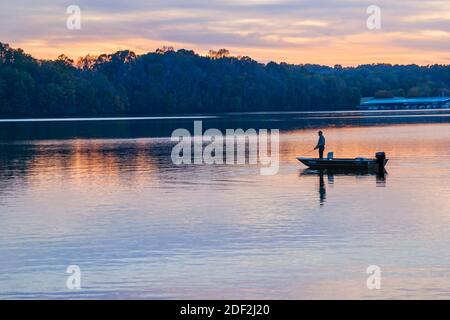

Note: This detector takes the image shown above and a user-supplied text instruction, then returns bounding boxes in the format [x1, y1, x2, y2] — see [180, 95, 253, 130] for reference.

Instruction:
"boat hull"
[297, 157, 388, 170]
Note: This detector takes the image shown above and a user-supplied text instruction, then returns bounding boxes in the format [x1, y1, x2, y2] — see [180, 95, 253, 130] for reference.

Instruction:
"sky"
[1, 0, 449, 66]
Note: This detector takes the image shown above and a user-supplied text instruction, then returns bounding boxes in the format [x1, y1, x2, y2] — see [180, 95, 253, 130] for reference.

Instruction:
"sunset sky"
[1, 0, 449, 66]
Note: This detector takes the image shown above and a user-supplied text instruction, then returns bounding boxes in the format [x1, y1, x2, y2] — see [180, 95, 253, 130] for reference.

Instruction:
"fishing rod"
[299, 149, 316, 157]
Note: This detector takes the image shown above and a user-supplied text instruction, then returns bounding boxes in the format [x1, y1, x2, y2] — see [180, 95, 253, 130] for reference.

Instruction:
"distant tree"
[407, 86, 431, 98]
[0, 77, 5, 110]
[374, 90, 394, 98]
[156, 46, 175, 54]
[177, 49, 196, 56]
[56, 54, 74, 67]
[208, 48, 230, 59]
[239, 56, 256, 63]
[2, 41, 450, 117]
[392, 88, 405, 97]
[0, 43, 11, 63]
[76, 54, 97, 70]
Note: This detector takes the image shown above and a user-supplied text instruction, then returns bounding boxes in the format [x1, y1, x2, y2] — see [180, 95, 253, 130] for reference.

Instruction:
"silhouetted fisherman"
[314, 131, 326, 159]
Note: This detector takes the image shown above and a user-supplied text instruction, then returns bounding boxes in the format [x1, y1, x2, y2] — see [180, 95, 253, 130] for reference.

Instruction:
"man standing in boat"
[314, 131, 326, 159]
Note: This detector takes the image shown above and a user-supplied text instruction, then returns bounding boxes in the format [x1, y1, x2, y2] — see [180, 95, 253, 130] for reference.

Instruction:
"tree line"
[1, 42, 450, 117]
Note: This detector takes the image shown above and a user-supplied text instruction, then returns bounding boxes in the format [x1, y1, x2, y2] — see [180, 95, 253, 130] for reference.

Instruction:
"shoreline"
[1, 108, 450, 123]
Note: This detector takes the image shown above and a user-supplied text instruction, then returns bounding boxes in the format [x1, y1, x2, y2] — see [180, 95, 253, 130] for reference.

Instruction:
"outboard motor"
[375, 152, 386, 171]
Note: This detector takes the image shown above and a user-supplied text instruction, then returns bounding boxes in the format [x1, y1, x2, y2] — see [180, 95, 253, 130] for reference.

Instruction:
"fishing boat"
[297, 152, 388, 171]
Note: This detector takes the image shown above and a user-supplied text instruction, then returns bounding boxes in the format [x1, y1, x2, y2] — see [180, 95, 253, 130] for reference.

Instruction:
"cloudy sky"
[1, 0, 449, 65]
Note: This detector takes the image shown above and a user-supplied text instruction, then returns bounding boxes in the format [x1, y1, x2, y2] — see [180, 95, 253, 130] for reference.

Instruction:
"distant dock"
[358, 97, 450, 110]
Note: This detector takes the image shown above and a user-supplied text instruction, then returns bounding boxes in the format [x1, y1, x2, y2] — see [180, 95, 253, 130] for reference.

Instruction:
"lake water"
[1, 110, 450, 299]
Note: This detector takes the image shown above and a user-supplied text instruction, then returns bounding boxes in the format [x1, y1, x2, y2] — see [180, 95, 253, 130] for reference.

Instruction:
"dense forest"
[1, 42, 450, 117]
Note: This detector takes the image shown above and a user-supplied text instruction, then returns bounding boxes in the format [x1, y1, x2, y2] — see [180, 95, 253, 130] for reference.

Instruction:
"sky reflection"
[1, 122, 450, 299]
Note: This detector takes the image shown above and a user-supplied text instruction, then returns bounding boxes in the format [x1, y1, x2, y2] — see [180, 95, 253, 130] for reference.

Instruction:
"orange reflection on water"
[1, 123, 450, 299]
[26, 139, 161, 180]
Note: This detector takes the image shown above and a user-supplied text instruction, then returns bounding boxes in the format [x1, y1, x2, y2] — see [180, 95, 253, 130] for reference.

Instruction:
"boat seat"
[327, 152, 334, 160]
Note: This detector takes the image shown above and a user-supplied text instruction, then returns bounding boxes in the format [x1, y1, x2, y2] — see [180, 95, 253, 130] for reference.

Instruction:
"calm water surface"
[1, 111, 450, 299]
